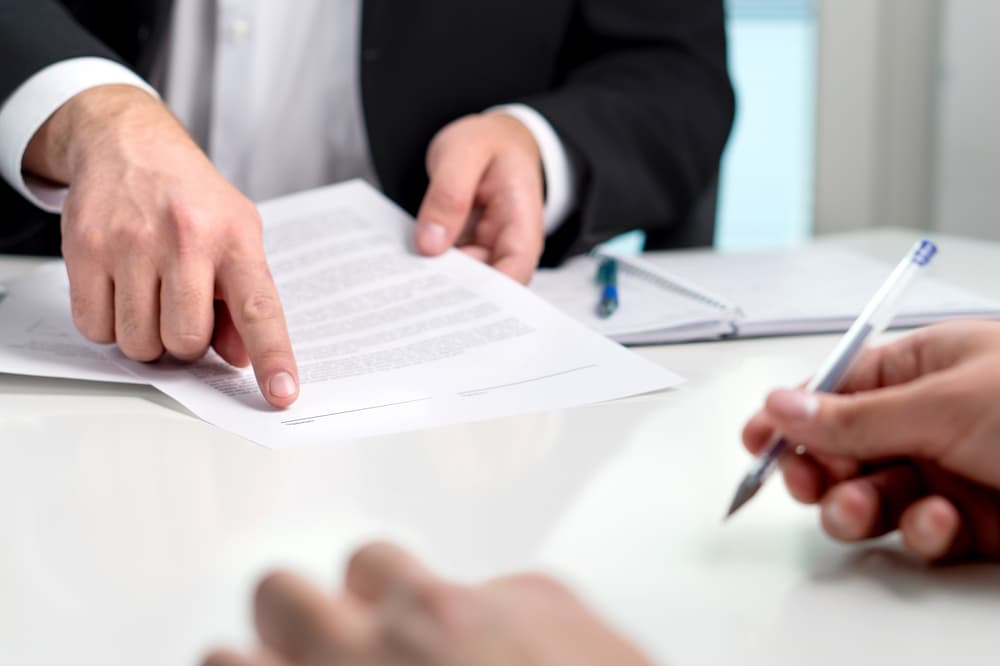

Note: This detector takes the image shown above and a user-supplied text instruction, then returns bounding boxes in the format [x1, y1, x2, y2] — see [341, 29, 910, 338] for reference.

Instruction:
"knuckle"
[825, 401, 852, 431]
[133, 220, 162, 252]
[242, 201, 264, 229]
[240, 212, 264, 238]
[227, 197, 264, 234]
[110, 218, 160, 258]
[174, 279, 208, 306]
[119, 337, 164, 363]
[68, 284, 114, 344]
[254, 570, 292, 609]
[76, 317, 114, 344]
[64, 222, 106, 258]
[224, 224, 266, 261]
[428, 117, 472, 155]
[164, 331, 211, 360]
[116, 313, 163, 362]
[412, 580, 461, 620]
[166, 203, 207, 249]
[71, 302, 101, 341]
[239, 290, 282, 325]
[427, 187, 467, 217]
[824, 400, 861, 445]
[346, 542, 382, 575]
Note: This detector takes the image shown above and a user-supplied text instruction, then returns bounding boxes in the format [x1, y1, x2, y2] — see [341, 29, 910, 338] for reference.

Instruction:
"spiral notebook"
[530, 245, 1000, 345]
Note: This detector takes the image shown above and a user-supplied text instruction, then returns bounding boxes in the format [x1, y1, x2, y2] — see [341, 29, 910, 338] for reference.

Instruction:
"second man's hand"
[24, 85, 299, 408]
[205, 541, 654, 666]
[415, 113, 546, 285]
[742, 321, 1000, 562]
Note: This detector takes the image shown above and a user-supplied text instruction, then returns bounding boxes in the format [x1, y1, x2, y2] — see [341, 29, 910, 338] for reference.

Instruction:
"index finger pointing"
[217, 256, 299, 408]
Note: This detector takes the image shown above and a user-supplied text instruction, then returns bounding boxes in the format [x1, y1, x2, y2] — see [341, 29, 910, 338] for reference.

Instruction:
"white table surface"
[2, 228, 999, 666]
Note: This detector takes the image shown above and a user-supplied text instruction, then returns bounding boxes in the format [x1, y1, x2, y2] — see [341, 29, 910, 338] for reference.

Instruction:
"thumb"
[763, 384, 948, 463]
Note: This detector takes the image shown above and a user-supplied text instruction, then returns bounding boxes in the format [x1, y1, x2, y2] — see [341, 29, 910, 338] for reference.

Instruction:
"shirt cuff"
[0, 57, 160, 213]
[487, 103, 578, 235]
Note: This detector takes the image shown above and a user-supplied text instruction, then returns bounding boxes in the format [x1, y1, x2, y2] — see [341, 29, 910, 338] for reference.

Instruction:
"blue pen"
[725, 240, 939, 519]
[596, 258, 619, 318]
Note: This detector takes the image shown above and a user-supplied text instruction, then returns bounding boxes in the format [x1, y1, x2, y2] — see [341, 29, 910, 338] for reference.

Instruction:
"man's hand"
[414, 113, 545, 285]
[742, 321, 1000, 561]
[24, 85, 298, 408]
[204, 542, 653, 666]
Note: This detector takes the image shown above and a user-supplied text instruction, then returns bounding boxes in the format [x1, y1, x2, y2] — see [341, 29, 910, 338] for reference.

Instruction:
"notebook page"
[641, 245, 1000, 336]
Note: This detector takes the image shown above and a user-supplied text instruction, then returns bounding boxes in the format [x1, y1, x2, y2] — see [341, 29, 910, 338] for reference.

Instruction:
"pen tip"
[723, 476, 763, 521]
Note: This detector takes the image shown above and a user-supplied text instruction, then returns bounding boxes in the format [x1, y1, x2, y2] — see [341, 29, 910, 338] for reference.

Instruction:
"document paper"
[0, 263, 146, 384]
[0, 181, 682, 447]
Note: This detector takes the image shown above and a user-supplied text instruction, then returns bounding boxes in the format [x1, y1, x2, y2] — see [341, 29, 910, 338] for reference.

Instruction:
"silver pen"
[725, 240, 939, 519]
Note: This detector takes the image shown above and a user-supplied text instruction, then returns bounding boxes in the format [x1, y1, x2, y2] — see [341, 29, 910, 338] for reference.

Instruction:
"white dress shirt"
[0, 0, 576, 232]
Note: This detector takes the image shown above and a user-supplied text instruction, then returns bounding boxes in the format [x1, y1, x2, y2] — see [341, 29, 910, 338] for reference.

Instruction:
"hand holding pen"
[740, 317, 1000, 562]
[726, 240, 938, 518]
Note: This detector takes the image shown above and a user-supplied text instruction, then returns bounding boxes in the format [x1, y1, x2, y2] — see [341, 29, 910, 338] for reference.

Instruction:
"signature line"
[281, 397, 432, 425]
[457, 364, 598, 396]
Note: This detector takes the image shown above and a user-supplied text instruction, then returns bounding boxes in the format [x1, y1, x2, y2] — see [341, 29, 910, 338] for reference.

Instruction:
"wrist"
[485, 105, 579, 233]
[23, 84, 168, 184]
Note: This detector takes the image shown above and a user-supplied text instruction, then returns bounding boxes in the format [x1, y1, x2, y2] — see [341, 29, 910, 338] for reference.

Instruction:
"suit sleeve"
[525, 0, 735, 263]
[0, 2, 127, 103]
[0, 2, 160, 253]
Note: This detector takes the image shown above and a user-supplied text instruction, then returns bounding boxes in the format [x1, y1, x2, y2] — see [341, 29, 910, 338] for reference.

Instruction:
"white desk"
[2, 229, 999, 666]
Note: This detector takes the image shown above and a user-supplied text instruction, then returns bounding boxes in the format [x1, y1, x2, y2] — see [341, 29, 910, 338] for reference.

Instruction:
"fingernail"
[770, 389, 819, 420]
[417, 222, 448, 252]
[824, 498, 851, 534]
[915, 509, 936, 541]
[269, 371, 297, 399]
[914, 504, 946, 549]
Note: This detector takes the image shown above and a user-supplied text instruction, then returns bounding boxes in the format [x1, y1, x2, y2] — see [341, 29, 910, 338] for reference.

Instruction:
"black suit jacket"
[0, 0, 734, 263]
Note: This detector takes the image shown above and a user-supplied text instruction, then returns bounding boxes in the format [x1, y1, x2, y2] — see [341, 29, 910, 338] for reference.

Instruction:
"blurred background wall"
[716, 0, 999, 249]
[934, 0, 1000, 238]
[717, 0, 817, 249]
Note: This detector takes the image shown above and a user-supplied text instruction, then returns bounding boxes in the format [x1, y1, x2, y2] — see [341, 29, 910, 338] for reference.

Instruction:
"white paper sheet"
[0, 181, 682, 447]
[0, 262, 144, 384]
